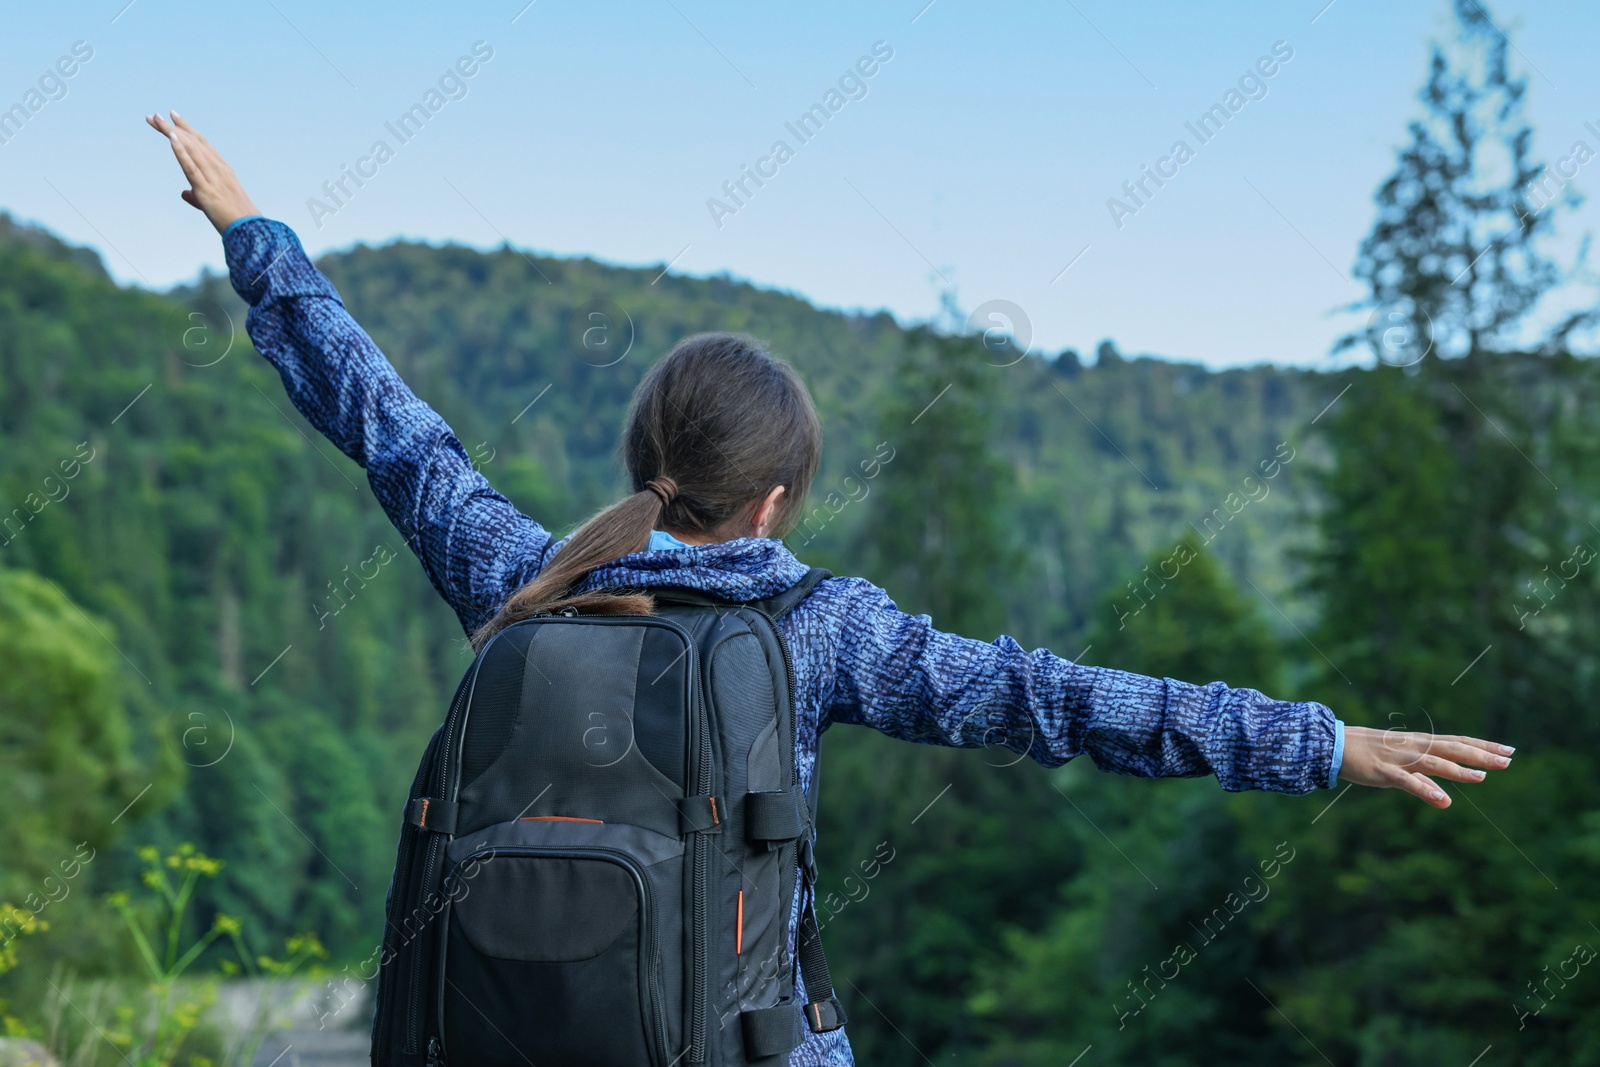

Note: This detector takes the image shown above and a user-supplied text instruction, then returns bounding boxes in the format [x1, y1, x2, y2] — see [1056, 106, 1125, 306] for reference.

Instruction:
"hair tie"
[645, 476, 678, 507]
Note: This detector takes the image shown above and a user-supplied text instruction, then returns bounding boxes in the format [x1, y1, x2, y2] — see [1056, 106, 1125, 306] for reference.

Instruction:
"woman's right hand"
[1338, 726, 1513, 809]
[147, 111, 260, 234]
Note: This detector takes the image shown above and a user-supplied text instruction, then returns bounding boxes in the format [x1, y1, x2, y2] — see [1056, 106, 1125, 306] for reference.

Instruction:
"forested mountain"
[7, 197, 1599, 1062]
[182, 231, 1347, 648]
[11, 200, 1598, 1063]
[0, 205, 1338, 1034]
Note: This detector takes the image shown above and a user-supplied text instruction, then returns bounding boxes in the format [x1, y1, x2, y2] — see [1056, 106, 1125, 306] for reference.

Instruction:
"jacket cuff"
[221, 213, 265, 239]
[222, 216, 341, 307]
[1326, 718, 1346, 789]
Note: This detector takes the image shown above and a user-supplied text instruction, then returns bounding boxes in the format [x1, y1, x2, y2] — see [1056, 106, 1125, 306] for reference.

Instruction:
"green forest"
[2, 2, 1599, 1064]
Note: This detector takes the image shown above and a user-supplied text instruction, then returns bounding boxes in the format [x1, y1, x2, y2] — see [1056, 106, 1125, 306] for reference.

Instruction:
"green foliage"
[1229, 354, 1600, 1063]
[0, 217, 463, 971]
[812, 332, 1077, 1063]
[105, 844, 230, 1067]
[0, 568, 147, 897]
[972, 538, 1299, 1066]
[1089, 532, 1284, 692]
[857, 328, 1024, 639]
[0, 904, 43, 979]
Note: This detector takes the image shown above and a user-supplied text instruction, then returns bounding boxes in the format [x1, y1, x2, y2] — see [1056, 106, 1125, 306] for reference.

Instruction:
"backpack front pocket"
[438, 846, 671, 1067]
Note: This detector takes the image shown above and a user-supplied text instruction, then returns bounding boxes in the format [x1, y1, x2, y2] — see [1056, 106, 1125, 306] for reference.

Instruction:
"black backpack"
[370, 568, 846, 1066]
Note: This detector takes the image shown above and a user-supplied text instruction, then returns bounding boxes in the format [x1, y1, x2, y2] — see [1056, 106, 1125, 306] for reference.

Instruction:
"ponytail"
[470, 477, 680, 648]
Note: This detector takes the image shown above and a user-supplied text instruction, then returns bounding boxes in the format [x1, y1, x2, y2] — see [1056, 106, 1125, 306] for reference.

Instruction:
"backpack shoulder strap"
[748, 566, 831, 619]
[647, 566, 831, 615]
[770, 568, 848, 1035]
[795, 756, 846, 1033]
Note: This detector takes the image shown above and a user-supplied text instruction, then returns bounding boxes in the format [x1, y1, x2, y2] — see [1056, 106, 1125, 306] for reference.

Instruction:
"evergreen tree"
[857, 327, 1023, 638]
[1254, 356, 1600, 1065]
[1227, 3, 1600, 1061]
[1089, 532, 1283, 692]
[1341, 0, 1564, 362]
[813, 329, 1070, 1063]
[972, 538, 1298, 1066]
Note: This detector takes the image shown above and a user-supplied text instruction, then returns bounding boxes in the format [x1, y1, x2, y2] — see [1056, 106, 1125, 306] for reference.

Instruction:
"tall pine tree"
[813, 328, 1071, 1063]
[1239, 2, 1600, 1061]
[972, 537, 1298, 1066]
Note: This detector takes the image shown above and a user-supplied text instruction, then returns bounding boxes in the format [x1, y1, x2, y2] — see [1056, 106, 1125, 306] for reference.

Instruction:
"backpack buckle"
[798, 830, 818, 886]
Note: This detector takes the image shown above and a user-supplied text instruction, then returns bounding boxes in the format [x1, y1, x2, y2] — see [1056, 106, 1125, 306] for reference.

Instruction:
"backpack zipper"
[689, 622, 713, 1066]
[374, 721, 449, 1063]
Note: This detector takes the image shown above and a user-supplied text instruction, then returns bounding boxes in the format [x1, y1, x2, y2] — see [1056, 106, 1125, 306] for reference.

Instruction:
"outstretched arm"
[815, 576, 1511, 806]
[148, 112, 553, 633]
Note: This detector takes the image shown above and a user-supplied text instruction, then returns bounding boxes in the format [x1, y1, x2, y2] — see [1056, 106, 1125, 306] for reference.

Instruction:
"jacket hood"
[571, 536, 812, 603]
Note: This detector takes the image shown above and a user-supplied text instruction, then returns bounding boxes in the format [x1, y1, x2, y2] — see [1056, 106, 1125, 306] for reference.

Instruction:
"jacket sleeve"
[223, 216, 553, 634]
[814, 576, 1338, 794]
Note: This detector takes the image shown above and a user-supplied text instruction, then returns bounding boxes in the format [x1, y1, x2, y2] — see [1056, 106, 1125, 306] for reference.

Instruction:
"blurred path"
[251, 1028, 369, 1067]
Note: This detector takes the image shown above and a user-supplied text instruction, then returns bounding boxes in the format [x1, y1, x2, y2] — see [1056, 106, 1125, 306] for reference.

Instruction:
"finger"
[170, 110, 203, 138]
[180, 189, 200, 210]
[170, 111, 220, 161]
[1396, 770, 1450, 808]
[1423, 740, 1511, 770]
[169, 111, 209, 152]
[1410, 753, 1488, 784]
[1392, 732, 1512, 768]
[162, 127, 200, 179]
[1436, 733, 1516, 757]
[146, 113, 171, 135]
[168, 129, 209, 183]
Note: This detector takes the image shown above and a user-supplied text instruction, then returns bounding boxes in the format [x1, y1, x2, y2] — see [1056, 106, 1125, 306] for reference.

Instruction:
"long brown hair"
[472, 332, 821, 647]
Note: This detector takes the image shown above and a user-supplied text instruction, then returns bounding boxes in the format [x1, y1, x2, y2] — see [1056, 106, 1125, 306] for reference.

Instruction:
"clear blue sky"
[2, 0, 1597, 368]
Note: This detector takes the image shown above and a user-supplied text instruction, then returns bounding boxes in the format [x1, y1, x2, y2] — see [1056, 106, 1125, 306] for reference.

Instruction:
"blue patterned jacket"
[224, 216, 1340, 1066]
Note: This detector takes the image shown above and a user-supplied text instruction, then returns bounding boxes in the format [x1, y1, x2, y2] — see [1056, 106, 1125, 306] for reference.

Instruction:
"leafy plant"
[0, 901, 46, 1037]
[104, 845, 228, 1067]
[104, 845, 325, 1067]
